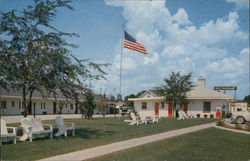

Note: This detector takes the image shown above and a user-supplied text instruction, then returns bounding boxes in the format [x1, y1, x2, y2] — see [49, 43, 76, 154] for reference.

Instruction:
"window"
[41, 102, 43, 109]
[43, 102, 46, 109]
[160, 102, 164, 109]
[66, 103, 68, 108]
[12, 101, 15, 107]
[70, 104, 73, 110]
[141, 102, 147, 110]
[0, 101, 7, 109]
[19, 101, 21, 109]
[203, 102, 211, 112]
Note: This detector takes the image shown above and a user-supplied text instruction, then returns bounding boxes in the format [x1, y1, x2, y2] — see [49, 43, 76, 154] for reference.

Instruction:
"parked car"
[230, 103, 250, 124]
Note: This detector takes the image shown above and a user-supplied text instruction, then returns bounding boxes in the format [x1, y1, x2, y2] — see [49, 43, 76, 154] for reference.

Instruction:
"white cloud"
[143, 52, 159, 65]
[104, 0, 249, 98]
[225, 0, 249, 9]
[240, 48, 250, 56]
[173, 8, 191, 25]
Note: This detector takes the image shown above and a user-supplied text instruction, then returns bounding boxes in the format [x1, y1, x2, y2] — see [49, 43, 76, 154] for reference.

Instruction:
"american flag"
[123, 31, 148, 55]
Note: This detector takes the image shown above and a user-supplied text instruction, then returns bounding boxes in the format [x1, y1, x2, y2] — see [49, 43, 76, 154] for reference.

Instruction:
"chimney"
[198, 76, 205, 88]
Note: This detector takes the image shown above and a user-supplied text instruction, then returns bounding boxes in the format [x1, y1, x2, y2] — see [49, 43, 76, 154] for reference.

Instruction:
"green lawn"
[1, 117, 216, 161]
[91, 128, 250, 161]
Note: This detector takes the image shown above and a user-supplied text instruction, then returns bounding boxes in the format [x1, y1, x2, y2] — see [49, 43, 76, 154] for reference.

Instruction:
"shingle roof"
[128, 85, 234, 101]
[0, 88, 85, 100]
[187, 86, 234, 100]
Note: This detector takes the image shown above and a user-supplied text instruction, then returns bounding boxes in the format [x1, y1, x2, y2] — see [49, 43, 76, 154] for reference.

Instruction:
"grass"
[91, 128, 250, 161]
[1, 117, 216, 161]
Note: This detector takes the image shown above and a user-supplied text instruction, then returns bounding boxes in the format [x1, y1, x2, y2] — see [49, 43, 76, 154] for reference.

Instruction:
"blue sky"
[0, 0, 249, 99]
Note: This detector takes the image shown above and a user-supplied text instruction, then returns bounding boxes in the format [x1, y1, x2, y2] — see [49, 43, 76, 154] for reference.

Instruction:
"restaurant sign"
[214, 86, 237, 90]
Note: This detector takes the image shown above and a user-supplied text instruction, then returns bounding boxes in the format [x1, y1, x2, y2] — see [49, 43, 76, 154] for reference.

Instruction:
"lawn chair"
[1, 119, 17, 144]
[151, 116, 160, 123]
[129, 112, 142, 125]
[20, 118, 53, 142]
[54, 116, 75, 137]
[186, 112, 193, 119]
[178, 111, 187, 120]
[139, 113, 150, 124]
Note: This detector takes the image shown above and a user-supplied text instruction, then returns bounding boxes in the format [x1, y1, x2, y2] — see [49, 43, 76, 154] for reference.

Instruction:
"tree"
[80, 90, 95, 119]
[124, 94, 136, 106]
[0, 0, 107, 117]
[243, 95, 250, 106]
[160, 72, 193, 117]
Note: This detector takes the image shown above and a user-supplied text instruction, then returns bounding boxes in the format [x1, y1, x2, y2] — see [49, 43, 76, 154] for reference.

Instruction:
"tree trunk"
[22, 86, 27, 117]
[28, 89, 34, 117]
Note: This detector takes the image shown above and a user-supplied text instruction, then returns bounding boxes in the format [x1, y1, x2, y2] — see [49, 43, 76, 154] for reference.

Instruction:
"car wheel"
[236, 116, 245, 124]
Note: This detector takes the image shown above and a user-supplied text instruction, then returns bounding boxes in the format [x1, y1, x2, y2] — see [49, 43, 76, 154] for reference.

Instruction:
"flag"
[123, 31, 148, 55]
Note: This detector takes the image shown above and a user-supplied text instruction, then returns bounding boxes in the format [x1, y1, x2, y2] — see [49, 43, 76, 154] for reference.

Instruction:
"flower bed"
[216, 119, 250, 132]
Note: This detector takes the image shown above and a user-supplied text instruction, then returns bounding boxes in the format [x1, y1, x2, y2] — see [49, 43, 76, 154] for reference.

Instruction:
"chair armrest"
[20, 126, 32, 134]
[43, 124, 53, 130]
[7, 127, 17, 134]
[65, 122, 75, 129]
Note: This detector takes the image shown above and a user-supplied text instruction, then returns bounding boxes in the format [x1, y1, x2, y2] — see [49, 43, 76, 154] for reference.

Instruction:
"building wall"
[135, 100, 169, 117]
[134, 99, 228, 118]
[188, 100, 228, 118]
[0, 98, 77, 115]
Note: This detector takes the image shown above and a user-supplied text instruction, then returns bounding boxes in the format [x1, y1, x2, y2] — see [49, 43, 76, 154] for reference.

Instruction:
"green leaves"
[161, 72, 193, 106]
[0, 0, 107, 116]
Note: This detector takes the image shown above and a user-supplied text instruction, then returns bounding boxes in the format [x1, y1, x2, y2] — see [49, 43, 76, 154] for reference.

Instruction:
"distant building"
[0, 89, 119, 116]
[128, 77, 235, 118]
[0, 89, 83, 115]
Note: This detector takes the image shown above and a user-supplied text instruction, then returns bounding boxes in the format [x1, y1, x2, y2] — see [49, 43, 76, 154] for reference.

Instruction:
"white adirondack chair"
[178, 111, 187, 120]
[1, 119, 17, 144]
[129, 112, 142, 125]
[186, 112, 194, 119]
[20, 118, 53, 142]
[54, 116, 75, 137]
[151, 116, 160, 123]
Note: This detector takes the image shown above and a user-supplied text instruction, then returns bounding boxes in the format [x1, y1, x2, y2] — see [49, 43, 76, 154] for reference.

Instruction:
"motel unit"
[128, 77, 235, 118]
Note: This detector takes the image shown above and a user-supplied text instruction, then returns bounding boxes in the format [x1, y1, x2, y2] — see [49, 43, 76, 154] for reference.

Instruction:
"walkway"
[38, 122, 214, 161]
[2, 114, 121, 124]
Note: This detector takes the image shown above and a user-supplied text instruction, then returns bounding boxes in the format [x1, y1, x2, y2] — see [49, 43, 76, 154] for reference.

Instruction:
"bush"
[216, 120, 224, 126]
[204, 114, 208, 118]
[196, 114, 200, 118]
[210, 114, 214, 118]
[225, 113, 232, 118]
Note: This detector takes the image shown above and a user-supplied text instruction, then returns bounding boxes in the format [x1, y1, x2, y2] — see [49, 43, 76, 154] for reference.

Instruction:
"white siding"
[134, 100, 169, 117]
[1, 99, 77, 115]
[134, 99, 228, 118]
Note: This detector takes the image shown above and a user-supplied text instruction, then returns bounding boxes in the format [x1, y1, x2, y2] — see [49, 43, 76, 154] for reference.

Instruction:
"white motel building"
[128, 77, 235, 118]
[1, 77, 235, 117]
[0, 89, 83, 115]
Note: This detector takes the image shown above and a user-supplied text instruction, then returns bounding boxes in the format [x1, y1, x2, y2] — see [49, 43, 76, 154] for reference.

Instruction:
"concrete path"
[38, 122, 214, 161]
[2, 114, 122, 124]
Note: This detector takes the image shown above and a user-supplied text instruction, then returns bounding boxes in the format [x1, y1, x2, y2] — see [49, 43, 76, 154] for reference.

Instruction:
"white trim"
[139, 90, 158, 98]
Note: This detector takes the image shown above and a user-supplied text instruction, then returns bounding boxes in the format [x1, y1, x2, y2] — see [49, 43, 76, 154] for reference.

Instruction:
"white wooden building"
[0, 89, 82, 115]
[128, 77, 235, 118]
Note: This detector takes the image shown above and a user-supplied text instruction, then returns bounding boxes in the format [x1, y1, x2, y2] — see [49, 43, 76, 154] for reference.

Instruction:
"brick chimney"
[198, 76, 205, 88]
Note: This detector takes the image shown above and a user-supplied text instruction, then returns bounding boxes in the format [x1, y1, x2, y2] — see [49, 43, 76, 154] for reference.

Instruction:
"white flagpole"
[119, 25, 124, 102]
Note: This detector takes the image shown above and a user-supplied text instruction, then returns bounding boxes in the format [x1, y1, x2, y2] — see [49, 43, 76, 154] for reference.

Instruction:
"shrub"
[210, 114, 214, 118]
[204, 114, 208, 118]
[196, 114, 200, 118]
[225, 113, 232, 118]
[216, 120, 223, 126]
[247, 124, 250, 131]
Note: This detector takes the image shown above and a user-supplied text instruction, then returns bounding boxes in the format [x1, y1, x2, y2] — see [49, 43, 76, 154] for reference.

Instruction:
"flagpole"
[119, 25, 124, 102]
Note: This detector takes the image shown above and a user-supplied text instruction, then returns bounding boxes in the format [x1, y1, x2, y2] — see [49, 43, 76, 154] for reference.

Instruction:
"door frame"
[168, 103, 173, 118]
[154, 102, 159, 116]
